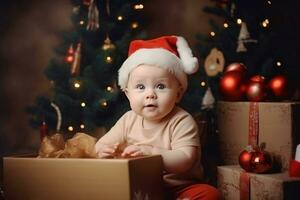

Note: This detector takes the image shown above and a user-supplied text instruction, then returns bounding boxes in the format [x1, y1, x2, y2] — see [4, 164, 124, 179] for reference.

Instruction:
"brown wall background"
[0, 0, 217, 154]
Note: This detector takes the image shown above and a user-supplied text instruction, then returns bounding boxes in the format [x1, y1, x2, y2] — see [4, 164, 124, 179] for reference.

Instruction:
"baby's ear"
[176, 85, 184, 103]
[124, 88, 129, 98]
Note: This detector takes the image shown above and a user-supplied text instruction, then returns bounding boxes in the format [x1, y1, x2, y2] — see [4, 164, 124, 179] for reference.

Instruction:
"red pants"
[171, 184, 221, 200]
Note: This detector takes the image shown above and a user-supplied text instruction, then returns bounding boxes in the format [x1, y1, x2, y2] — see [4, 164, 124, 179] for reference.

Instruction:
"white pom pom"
[176, 36, 199, 74]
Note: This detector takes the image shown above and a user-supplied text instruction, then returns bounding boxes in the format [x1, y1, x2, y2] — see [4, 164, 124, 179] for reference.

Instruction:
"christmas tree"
[195, 0, 300, 102]
[27, 0, 146, 136]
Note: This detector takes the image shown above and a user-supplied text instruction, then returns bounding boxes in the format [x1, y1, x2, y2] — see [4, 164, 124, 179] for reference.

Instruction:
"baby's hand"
[95, 143, 119, 158]
[121, 145, 144, 158]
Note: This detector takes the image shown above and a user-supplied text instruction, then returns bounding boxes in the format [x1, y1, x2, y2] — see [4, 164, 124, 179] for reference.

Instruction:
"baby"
[95, 36, 220, 199]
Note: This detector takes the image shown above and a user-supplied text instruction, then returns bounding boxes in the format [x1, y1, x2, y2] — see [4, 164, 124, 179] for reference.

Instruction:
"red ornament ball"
[250, 75, 265, 83]
[239, 146, 273, 173]
[219, 71, 247, 101]
[268, 75, 290, 99]
[65, 55, 74, 63]
[250, 150, 273, 173]
[246, 75, 267, 102]
[239, 149, 253, 172]
[224, 62, 247, 74]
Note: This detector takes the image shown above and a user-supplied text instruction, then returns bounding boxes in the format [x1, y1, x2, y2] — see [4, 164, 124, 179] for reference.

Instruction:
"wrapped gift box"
[217, 165, 300, 200]
[3, 154, 164, 200]
[217, 101, 300, 171]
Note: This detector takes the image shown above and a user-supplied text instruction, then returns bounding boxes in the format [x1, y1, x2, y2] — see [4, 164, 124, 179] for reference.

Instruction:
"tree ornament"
[219, 71, 247, 101]
[65, 44, 74, 63]
[236, 22, 257, 52]
[204, 48, 225, 77]
[83, 0, 92, 6]
[268, 75, 290, 100]
[224, 62, 247, 74]
[250, 148, 273, 173]
[51, 102, 62, 132]
[102, 35, 116, 51]
[39, 120, 49, 141]
[201, 87, 215, 109]
[246, 75, 267, 102]
[239, 144, 273, 173]
[86, 0, 99, 31]
[71, 43, 81, 75]
[239, 145, 254, 172]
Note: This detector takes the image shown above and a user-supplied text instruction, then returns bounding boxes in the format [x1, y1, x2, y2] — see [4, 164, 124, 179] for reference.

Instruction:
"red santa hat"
[118, 36, 199, 92]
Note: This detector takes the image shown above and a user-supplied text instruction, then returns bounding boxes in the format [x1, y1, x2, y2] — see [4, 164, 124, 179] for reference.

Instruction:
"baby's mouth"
[145, 104, 157, 108]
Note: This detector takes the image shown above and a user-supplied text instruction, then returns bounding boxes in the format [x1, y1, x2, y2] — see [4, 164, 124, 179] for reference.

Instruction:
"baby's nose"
[146, 89, 157, 99]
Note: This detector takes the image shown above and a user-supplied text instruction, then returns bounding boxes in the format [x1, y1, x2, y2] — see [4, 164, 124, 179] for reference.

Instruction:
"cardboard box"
[217, 165, 300, 200]
[3, 155, 165, 200]
[217, 101, 300, 171]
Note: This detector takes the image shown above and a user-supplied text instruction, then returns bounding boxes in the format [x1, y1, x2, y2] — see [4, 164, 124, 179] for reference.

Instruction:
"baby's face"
[125, 64, 182, 123]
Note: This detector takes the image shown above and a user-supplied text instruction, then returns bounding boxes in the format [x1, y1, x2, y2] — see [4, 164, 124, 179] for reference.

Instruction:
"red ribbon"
[239, 102, 259, 199]
[240, 171, 250, 200]
[248, 102, 259, 146]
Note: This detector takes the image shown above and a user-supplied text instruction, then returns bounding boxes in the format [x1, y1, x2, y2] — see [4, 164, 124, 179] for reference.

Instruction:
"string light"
[106, 86, 113, 92]
[267, 1, 271, 5]
[100, 100, 108, 107]
[276, 61, 282, 67]
[223, 23, 229, 28]
[134, 4, 144, 10]
[74, 82, 81, 88]
[106, 56, 113, 63]
[200, 81, 206, 87]
[265, 19, 270, 24]
[117, 16, 123, 21]
[210, 31, 216, 37]
[131, 22, 139, 29]
[68, 126, 74, 131]
[237, 18, 242, 24]
[81, 102, 86, 107]
[80, 124, 85, 129]
[79, 20, 85, 25]
[262, 19, 270, 28]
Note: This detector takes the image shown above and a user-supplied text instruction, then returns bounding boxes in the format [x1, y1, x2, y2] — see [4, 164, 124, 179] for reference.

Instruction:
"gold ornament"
[102, 35, 116, 50]
[204, 48, 225, 76]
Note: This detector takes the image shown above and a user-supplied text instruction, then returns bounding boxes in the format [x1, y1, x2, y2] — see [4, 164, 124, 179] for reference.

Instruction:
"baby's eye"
[135, 84, 145, 90]
[156, 83, 166, 90]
